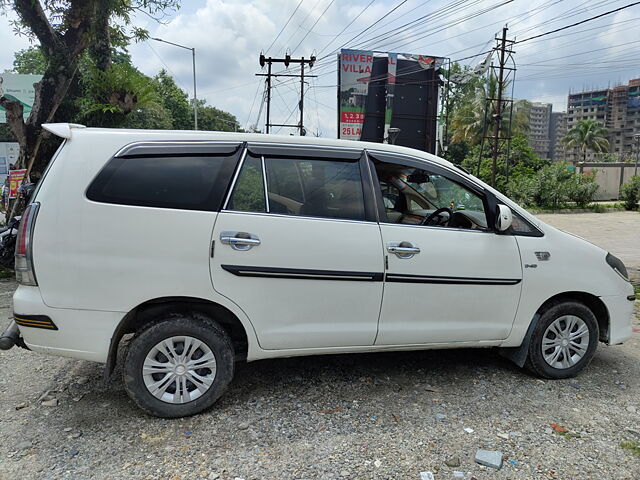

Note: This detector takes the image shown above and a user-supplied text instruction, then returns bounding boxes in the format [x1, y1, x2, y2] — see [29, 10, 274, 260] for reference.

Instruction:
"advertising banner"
[0, 73, 42, 123]
[337, 49, 445, 152]
[338, 49, 374, 140]
[8, 169, 27, 199]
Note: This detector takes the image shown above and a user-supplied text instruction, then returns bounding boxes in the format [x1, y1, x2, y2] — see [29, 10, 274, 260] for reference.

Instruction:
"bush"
[569, 171, 599, 208]
[620, 176, 640, 210]
[507, 175, 536, 207]
[532, 163, 574, 209]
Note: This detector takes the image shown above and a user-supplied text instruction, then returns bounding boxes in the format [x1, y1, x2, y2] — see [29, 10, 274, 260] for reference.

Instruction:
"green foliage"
[620, 440, 640, 457]
[153, 70, 193, 129]
[563, 119, 610, 161]
[527, 163, 599, 209]
[620, 176, 640, 210]
[229, 159, 265, 212]
[449, 70, 530, 146]
[0, 124, 15, 142]
[443, 141, 469, 166]
[570, 170, 599, 208]
[461, 135, 550, 194]
[197, 103, 241, 132]
[122, 102, 173, 129]
[81, 62, 156, 126]
[12, 47, 46, 74]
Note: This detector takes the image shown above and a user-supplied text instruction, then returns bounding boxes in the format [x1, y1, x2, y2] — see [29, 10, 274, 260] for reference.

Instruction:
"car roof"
[45, 123, 457, 172]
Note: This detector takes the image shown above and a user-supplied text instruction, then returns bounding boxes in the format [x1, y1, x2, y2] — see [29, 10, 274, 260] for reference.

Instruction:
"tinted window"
[227, 155, 366, 221]
[227, 155, 266, 212]
[267, 157, 365, 220]
[87, 151, 239, 211]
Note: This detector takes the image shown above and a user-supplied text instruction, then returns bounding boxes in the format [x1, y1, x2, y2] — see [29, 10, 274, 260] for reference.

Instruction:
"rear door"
[210, 143, 384, 350]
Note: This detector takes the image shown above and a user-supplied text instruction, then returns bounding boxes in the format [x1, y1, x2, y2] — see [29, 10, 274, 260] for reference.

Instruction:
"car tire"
[525, 301, 599, 379]
[123, 313, 234, 418]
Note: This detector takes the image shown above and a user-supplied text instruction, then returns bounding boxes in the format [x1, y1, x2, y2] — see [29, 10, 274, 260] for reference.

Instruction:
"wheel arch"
[500, 290, 609, 368]
[105, 296, 251, 377]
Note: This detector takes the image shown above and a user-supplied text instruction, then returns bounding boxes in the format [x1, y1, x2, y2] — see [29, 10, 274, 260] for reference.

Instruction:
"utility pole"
[257, 54, 316, 135]
[485, 27, 516, 187]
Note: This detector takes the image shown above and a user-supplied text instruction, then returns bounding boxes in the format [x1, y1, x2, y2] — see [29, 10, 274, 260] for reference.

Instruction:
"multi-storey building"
[528, 102, 552, 158]
[549, 112, 567, 162]
[565, 78, 640, 163]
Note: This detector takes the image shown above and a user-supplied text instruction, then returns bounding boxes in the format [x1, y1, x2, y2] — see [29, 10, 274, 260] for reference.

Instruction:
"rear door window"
[226, 154, 367, 221]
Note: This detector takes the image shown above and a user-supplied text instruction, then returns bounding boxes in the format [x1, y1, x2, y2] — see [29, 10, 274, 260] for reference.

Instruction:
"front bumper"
[601, 292, 636, 345]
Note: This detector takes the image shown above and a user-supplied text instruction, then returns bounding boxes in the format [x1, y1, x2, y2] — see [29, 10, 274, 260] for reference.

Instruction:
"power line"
[292, 0, 336, 54]
[265, 0, 305, 55]
[516, 1, 640, 44]
[316, 0, 376, 55]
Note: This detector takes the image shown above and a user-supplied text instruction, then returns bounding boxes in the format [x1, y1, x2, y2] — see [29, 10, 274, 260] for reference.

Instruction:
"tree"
[449, 74, 529, 146]
[197, 102, 241, 132]
[563, 119, 610, 163]
[0, 0, 180, 180]
[12, 47, 47, 74]
[153, 70, 193, 129]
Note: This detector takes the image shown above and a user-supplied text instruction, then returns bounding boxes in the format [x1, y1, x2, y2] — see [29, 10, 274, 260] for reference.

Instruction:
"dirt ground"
[0, 211, 639, 480]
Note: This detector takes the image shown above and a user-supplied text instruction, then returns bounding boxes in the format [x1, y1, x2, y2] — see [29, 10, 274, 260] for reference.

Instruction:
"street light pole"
[151, 37, 198, 130]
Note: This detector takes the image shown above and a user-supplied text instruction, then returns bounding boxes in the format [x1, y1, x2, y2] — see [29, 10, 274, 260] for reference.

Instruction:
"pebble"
[69, 448, 79, 457]
[237, 422, 249, 430]
[420, 473, 435, 480]
[16, 440, 32, 451]
[626, 406, 637, 413]
[475, 449, 503, 470]
[435, 413, 446, 421]
[463, 427, 474, 433]
[374, 459, 382, 468]
[76, 376, 89, 385]
[41, 398, 58, 407]
[208, 474, 219, 480]
[15, 402, 27, 410]
[63, 427, 72, 432]
[453, 471, 465, 478]
[497, 432, 510, 440]
[445, 457, 461, 468]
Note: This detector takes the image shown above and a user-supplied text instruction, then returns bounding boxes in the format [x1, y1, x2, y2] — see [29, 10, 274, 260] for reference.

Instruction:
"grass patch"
[621, 440, 640, 457]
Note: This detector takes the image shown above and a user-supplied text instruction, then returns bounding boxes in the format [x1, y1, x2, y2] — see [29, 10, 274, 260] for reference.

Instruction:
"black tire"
[525, 301, 599, 379]
[123, 313, 234, 418]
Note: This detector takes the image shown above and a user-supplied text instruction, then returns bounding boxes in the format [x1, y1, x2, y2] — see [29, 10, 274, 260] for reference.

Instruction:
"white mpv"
[2, 123, 635, 417]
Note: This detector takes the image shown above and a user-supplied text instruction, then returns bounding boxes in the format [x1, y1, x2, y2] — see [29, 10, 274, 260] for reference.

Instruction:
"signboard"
[8, 169, 27, 199]
[337, 49, 445, 153]
[0, 73, 42, 123]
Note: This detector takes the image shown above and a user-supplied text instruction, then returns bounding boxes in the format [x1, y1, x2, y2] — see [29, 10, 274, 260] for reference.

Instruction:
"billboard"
[338, 49, 445, 152]
[0, 73, 42, 123]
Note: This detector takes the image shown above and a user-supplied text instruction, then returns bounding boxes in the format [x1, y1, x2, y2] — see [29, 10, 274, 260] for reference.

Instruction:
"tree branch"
[13, 0, 60, 54]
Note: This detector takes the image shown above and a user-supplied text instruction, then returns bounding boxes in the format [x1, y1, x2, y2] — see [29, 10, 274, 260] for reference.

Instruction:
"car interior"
[372, 161, 488, 230]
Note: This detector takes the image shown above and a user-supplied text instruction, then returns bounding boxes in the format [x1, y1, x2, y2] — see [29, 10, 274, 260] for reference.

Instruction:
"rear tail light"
[15, 202, 40, 286]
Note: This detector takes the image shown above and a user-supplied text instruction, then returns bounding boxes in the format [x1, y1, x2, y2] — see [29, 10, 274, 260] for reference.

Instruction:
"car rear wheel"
[123, 313, 234, 418]
[525, 301, 599, 379]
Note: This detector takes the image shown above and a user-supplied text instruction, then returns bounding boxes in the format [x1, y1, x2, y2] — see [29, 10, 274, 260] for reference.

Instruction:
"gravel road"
[1, 212, 639, 480]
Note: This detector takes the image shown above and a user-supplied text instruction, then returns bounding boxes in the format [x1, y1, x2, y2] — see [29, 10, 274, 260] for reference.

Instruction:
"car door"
[210, 143, 384, 350]
[369, 151, 523, 345]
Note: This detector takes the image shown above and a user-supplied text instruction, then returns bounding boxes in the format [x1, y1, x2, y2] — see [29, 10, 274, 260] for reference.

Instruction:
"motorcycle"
[0, 183, 36, 270]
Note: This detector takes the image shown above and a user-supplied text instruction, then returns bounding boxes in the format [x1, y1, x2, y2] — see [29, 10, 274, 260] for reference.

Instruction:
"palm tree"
[563, 119, 610, 163]
[450, 75, 529, 145]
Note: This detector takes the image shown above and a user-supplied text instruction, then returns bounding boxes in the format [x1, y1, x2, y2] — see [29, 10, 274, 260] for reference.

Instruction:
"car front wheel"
[123, 314, 234, 418]
[525, 301, 599, 379]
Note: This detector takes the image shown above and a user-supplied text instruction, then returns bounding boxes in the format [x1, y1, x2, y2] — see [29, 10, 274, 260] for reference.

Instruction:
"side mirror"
[495, 204, 513, 232]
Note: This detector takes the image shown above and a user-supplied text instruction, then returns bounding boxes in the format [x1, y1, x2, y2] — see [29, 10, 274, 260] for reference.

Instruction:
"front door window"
[373, 160, 487, 230]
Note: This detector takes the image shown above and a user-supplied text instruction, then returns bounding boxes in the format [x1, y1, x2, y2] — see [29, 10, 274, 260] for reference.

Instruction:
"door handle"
[220, 231, 261, 251]
[387, 241, 420, 259]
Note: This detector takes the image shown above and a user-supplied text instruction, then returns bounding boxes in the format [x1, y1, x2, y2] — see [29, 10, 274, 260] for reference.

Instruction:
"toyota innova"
[1, 123, 635, 417]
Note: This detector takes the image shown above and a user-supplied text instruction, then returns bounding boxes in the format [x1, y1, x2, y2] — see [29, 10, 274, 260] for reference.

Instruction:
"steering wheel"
[421, 207, 453, 226]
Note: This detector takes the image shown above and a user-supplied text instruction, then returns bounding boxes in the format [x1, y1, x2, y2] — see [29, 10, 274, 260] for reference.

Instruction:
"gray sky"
[1, 0, 639, 137]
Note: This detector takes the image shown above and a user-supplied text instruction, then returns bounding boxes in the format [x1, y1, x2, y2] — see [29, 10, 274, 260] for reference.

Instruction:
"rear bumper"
[601, 293, 636, 345]
[12, 285, 125, 363]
